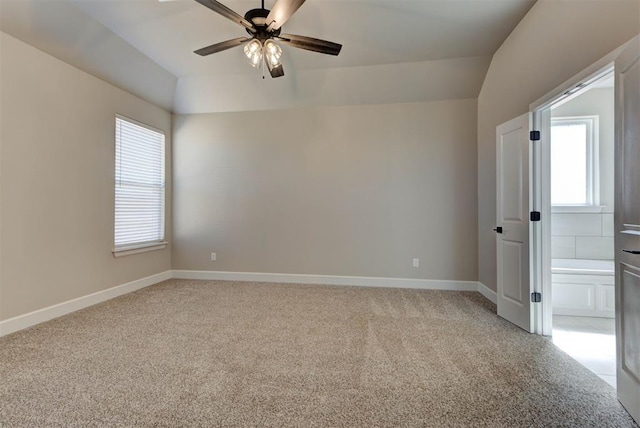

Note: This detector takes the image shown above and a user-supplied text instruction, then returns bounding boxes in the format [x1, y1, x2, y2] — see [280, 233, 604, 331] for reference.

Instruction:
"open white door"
[614, 35, 640, 424]
[496, 113, 533, 332]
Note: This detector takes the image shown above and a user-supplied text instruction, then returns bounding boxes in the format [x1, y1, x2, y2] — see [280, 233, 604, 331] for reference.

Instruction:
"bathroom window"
[550, 116, 600, 211]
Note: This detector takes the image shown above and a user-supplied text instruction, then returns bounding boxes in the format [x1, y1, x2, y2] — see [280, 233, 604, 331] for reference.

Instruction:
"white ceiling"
[0, 0, 536, 113]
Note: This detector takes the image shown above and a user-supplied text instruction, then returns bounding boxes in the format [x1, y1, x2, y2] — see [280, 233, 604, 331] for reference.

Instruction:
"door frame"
[529, 47, 624, 336]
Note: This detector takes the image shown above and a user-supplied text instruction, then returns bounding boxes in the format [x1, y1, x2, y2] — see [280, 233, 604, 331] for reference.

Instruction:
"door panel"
[615, 35, 640, 424]
[501, 138, 525, 222]
[621, 267, 640, 383]
[502, 240, 524, 304]
[496, 113, 532, 332]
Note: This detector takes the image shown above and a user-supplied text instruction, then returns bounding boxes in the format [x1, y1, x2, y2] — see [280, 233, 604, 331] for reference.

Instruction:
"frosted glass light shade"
[264, 40, 282, 68]
[244, 39, 263, 68]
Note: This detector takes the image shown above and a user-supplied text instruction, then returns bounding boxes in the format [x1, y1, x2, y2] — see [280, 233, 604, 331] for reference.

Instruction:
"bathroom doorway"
[543, 71, 616, 387]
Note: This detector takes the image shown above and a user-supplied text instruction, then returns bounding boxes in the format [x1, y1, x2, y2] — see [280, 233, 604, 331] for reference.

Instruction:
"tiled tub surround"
[551, 213, 614, 260]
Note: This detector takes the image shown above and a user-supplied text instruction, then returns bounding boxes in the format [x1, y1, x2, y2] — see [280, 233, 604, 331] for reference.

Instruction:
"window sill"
[551, 205, 605, 214]
[113, 241, 168, 258]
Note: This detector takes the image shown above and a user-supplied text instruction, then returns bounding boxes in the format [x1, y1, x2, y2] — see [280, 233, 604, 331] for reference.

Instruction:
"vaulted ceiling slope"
[0, 0, 178, 110]
[0, 0, 535, 113]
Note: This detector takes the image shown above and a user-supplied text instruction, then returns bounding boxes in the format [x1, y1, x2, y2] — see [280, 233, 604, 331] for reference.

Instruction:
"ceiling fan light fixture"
[264, 40, 283, 68]
[244, 39, 263, 67]
[193, 0, 343, 79]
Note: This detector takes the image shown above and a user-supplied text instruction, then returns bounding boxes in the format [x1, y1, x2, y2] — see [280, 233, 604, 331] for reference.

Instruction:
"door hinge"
[530, 211, 541, 222]
[531, 292, 542, 303]
[530, 130, 541, 141]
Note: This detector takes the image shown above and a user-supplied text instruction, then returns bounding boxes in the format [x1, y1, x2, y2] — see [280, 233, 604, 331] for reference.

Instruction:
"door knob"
[493, 227, 503, 234]
[623, 249, 640, 254]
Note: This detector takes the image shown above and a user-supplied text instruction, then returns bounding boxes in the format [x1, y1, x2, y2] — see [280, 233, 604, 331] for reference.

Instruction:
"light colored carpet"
[0, 279, 637, 427]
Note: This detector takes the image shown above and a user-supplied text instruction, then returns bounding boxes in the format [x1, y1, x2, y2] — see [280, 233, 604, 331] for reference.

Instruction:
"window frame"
[550, 115, 601, 213]
[112, 114, 167, 257]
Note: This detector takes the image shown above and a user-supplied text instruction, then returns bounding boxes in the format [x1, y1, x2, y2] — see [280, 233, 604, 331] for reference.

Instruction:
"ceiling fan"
[190, 0, 342, 78]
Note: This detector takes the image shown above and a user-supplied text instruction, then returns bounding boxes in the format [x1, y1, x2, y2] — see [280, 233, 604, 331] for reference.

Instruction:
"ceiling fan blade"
[265, 0, 306, 32]
[194, 37, 252, 56]
[277, 34, 342, 56]
[267, 61, 285, 78]
[194, 0, 256, 33]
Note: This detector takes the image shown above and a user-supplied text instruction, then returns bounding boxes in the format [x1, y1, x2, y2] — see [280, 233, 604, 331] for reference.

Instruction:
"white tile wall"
[575, 237, 614, 260]
[552, 214, 602, 237]
[551, 237, 576, 258]
[552, 213, 614, 260]
[602, 214, 614, 237]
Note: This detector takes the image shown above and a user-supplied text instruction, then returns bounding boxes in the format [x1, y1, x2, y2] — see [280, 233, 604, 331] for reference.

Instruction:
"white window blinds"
[115, 116, 165, 249]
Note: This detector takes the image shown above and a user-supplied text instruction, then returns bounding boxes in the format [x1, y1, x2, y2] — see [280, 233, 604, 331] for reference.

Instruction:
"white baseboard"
[172, 270, 480, 292]
[0, 270, 172, 337]
[1, 270, 496, 337]
[477, 282, 497, 304]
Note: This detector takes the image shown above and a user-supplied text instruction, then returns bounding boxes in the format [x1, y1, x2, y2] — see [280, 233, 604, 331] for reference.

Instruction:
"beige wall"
[173, 99, 478, 281]
[477, 0, 640, 292]
[0, 32, 172, 321]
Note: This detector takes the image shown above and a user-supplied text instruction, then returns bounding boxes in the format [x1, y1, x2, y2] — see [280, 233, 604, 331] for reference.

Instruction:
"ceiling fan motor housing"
[244, 9, 281, 40]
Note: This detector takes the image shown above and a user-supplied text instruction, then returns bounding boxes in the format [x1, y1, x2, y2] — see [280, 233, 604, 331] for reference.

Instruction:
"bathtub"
[552, 258, 615, 275]
[551, 258, 615, 318]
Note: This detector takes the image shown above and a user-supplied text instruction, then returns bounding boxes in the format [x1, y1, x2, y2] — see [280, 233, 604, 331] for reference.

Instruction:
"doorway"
[503, 36, 640, 422]
[536, 70, 617, 387]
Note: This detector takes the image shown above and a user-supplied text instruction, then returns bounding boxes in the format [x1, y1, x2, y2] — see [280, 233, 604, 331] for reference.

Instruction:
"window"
[114, 115, 166, 256]
[550, 116, 599, 210]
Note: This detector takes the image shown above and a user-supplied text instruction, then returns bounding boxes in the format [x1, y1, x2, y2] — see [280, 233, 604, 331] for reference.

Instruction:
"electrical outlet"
[412, 258, 419, 268]
[211, 252, 217, 261]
